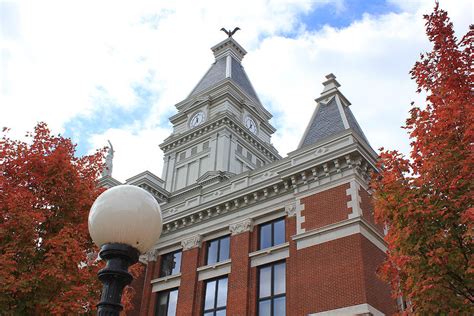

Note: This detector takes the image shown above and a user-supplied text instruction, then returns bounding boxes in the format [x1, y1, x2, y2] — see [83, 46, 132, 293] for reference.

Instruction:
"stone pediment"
[196, 171, 234, 187]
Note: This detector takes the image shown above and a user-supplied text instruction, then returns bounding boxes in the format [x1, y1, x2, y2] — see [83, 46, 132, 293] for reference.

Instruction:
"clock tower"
[159, 36, 281, 192]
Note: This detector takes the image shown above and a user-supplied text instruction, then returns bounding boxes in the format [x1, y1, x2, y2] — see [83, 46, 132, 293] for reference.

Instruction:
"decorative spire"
[211, 36, 247, 62]
[321, 73, 341, 94]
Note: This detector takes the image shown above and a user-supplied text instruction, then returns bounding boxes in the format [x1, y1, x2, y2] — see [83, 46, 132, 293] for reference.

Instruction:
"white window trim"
[197, 259, 232, 281]
[151, 273, 181, 293]
[249, 242, 289, 267]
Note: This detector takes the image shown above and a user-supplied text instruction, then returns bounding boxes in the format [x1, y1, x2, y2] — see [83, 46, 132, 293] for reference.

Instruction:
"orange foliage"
[372, 3, 473, 314]
[0, 123, 141, 314]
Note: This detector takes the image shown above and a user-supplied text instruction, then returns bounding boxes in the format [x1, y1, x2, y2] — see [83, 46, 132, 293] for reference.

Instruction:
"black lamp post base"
[96, 243, 140, 316]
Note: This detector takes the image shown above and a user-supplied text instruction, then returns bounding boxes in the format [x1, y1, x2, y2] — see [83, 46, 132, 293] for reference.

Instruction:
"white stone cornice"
[229, 218, 253, 235]
[181, 234, 202, 250]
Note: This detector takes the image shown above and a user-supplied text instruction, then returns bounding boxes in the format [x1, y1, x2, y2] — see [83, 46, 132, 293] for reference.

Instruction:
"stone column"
[176, 235, 201, 316]
[226, 219, 253, 316]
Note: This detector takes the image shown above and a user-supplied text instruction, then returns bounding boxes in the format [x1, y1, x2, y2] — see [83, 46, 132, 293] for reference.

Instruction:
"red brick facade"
[301, 184, 351, 231]
[132, 182, 395, 315]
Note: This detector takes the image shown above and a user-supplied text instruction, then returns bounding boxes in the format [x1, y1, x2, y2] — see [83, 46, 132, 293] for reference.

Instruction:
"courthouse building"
[101, 35, 396, 315]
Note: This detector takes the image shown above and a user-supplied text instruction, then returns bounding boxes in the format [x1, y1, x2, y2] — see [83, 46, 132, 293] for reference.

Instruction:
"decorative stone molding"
[285, 199, 305, 234]
[285, 203, 297, 217]
[144, 248, 159, 262]
[347, 180, 362, 219]
[181, 235, 202, 250]
[160, 146, 375, 236]
[229, 218, 253, 235]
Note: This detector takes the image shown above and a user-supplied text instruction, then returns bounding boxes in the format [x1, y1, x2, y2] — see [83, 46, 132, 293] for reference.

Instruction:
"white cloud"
[1, 0, 471, 182]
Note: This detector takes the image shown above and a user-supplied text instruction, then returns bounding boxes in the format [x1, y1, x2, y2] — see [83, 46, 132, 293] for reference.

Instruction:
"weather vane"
[220, 27, 240, 38]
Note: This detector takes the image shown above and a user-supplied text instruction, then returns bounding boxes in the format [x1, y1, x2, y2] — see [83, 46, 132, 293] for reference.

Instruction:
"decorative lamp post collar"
[89, 185, 162, 315]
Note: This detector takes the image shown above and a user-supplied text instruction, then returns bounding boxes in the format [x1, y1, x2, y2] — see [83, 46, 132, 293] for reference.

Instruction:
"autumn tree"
[372, 3, 473, 314]
[0, 123, 107, 314]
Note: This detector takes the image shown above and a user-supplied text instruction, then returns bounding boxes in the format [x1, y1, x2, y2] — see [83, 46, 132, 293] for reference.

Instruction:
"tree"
[372, 3, 473, 314]
[0, 123, 108, 314]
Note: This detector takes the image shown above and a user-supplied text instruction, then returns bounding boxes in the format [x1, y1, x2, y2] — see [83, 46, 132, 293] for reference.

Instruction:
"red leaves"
[0, 123, 107, 314]
[372, 4, 474, 314]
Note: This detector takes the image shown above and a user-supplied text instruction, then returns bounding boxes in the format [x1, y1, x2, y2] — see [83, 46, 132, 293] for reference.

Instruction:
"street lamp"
[89, 185, 163, 315]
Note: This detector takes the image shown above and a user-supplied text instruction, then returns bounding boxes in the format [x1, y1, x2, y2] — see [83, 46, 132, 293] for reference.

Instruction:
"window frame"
[159, 250, 182, 278]
[257, 261, 286, 316]
[258, 218, 286, 250]
[203, 276, 228, 316]
[155, 288, 179, 316]
[205, 235, 230, 265]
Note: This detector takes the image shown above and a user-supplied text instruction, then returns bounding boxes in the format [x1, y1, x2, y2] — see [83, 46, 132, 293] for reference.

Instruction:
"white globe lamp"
[88, 185, 162, 315]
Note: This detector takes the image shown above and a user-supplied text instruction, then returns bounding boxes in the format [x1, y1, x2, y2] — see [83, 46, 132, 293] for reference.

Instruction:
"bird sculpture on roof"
[220, 27, 240, 38]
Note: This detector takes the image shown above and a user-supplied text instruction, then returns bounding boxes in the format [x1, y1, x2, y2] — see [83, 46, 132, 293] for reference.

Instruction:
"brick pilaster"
[176, 246, 200, 315]
[227, 230, 251, 316]
[138, 260, 156, 316]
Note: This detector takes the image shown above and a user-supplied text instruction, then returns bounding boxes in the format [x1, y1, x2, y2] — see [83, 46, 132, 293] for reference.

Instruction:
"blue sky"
[1, 0, 472, 181]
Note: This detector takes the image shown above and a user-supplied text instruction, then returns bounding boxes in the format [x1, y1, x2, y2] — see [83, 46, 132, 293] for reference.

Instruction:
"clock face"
[244, 116, 257, 134]
[190, 111, 205, 128]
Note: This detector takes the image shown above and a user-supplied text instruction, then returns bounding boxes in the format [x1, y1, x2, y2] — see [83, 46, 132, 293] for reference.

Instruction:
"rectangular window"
[203, 277, 228, 316]
[203, 141, 209, 150]
[247, 151, 253, 161]
[156, 288, 178, 316]
[258, 262, 286, 316]
[160, 250, 182, 277]
[256, 159, 262, 168]
[237, 144, 243, 154]
[191, 146, 198, 155]
[179, 152, 186, 161]
[259, 218, 285, 250]
[206, 236, 230, 265]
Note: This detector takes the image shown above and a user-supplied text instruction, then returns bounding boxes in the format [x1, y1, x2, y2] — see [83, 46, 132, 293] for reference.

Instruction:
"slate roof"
[299, 96, 369, 148]
[188, 56, 260, 103]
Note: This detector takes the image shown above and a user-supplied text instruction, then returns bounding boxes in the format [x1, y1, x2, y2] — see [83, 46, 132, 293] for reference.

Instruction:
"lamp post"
[88, 185, 162, 315]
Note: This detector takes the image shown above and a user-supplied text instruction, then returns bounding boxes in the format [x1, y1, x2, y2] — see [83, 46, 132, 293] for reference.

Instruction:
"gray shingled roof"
[300, 97, 369, 148]
[189, 56, 260, 103]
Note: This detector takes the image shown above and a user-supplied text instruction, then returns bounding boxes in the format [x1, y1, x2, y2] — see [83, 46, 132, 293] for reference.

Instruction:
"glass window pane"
[259, 266, 272, 298]
[216, 310, 226, 316]
[156, 292, 168, 316]
[273, 263, 286, 295]
[273, 219, 285, 246]
[167, 290, 178, 316]
[160, 253, 173, 277]
[172, 252, 181, 275]
[260, 224, 272, 249]
[258, 299, 271, 316]
[219, 237, 230, 262]
[273, 296, 286, 316]
[207, 240, 218, 265]
[205, 280, 216, 310]
[204, 313, 213, 316]
[216, 278, 228, 308]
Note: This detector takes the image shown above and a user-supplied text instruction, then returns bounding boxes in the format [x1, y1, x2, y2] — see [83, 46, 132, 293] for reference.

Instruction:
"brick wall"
[301, 183, 350, 231]
[127, 262, 146, 316]
[359, 186, 384, 233]
[227, 231, 251, 316]
[286, 233, 396, 315]
[176, 247, 200, 315]
[361, 236, 397, 314]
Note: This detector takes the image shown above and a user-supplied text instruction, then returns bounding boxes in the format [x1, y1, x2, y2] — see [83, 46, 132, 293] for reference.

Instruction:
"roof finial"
[220, 27, 240, 38]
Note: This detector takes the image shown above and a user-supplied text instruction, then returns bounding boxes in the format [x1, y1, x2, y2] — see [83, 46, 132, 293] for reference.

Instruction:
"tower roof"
[298, 74, 370, 148]
[188, 37, 261, 104]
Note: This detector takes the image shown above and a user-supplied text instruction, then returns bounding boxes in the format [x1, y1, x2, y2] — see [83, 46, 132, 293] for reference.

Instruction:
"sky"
[1, 0, 472, 182]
